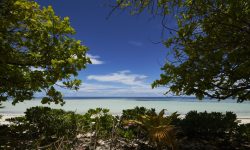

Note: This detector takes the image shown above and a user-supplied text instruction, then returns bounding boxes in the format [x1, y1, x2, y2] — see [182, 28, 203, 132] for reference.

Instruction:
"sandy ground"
[0, 114, 24, 125]
[238, 117, 250, 124]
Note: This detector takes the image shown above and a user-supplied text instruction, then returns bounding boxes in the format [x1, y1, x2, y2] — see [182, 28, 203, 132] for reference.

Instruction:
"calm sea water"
[1, 97, 250, 117]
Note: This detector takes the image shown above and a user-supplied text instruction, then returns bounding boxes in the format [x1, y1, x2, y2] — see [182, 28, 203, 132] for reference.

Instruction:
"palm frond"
[123, 109, 179, 149]
[123, 119, 142, 126]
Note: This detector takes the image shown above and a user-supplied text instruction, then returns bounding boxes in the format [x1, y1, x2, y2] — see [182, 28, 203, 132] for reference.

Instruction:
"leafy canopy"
[0, 0, 90, 105]
[114, 0, 250, 101]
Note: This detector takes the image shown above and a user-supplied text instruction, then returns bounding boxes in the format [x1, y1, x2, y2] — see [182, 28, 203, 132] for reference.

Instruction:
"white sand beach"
[0, 114, 24, 125]
[238, 117, 250, 124]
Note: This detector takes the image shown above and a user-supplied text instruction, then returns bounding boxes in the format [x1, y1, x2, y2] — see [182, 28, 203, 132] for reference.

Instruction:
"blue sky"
[36, 0, 171, 97]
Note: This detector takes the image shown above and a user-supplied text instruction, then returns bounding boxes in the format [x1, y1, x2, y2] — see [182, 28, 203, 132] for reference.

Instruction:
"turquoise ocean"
[1, 97, 250, 118]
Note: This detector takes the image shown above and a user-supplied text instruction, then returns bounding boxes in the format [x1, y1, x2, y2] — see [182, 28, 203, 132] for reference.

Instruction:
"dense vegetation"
[1, 0, 249, 149]
[0, 0, 90, 106]
[0, 106, 249, 149]
[112, 0, 250, 101]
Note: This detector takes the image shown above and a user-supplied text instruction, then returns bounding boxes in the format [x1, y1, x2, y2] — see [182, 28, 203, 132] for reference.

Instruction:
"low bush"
[130, 110, 178, 149]
[78, 108, 118, 149]
[178, 111, 241, 149]
[235, 123, 250, 143]
[180, 111, 238, 140]
[121, 106, 156, 121]
[0, 106, 78, 149]
[119, 107, 156, 140]
[1, 107, 250, 150]
[121, 107, 180, 150]
[80, 108, 117, 138]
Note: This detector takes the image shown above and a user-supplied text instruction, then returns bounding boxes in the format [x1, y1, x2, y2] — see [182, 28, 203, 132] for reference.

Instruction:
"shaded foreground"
[0, 107, 250, 150]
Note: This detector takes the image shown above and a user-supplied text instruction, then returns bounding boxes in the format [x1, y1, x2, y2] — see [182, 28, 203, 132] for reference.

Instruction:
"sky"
[36, 0, 171, 97]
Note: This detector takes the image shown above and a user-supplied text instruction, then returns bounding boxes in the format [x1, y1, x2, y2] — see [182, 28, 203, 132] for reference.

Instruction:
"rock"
[77, 134, 84, 139]
[84, 132, 93, 137]
[97, 139, 105, 145]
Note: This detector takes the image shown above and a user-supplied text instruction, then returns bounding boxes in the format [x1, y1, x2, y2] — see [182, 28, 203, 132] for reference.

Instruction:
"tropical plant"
[81, 108, 115, 136]
[123, 109, 179, 150]
[112, 0, 250, 102]
[0, 0, 90, 106]
[25, 106, 78, 141]
[80, 108, 117, 149]
[119, 106, 156, 139]
[180, 111, 239, 140]
[0, 106, 78, 149]
[121, 106, 156, 121]
[235, 123, 250, 143]
[1, 107, 250, 149]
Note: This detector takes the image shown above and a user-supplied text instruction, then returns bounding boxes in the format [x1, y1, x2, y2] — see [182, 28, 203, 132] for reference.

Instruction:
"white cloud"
[65, 82, 167, 97]
[78, 83, 122, 92]
[37, 81, 168, 97]
[87, 54, 104, 65]
[52, 71, 170, 97]
[128, 41, 143, 47]
[87, 70, 147, 86]
[72, 54, 104, 65]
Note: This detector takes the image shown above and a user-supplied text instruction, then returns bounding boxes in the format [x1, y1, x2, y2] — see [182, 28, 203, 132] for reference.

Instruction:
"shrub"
[123, 109, 180, 150]
[1, 106, 78, 149]
[78, 108, 117, 149]
[26, 106, 78, 145]
[179, 111, 238, 140]
[235, 123, 250, 143]
[119, 107, 156, 139]
[80, 108, 116, 137]
[121, 106, 156, 121]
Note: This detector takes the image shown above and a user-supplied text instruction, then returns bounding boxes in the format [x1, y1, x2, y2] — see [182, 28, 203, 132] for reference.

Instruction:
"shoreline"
[0, 114, 25, 125]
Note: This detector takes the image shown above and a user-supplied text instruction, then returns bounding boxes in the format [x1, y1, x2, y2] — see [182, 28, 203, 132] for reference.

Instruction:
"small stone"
[84, 132, 92, 137]
[98, 139, 105, 145]
[76, 134, 83, 138]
